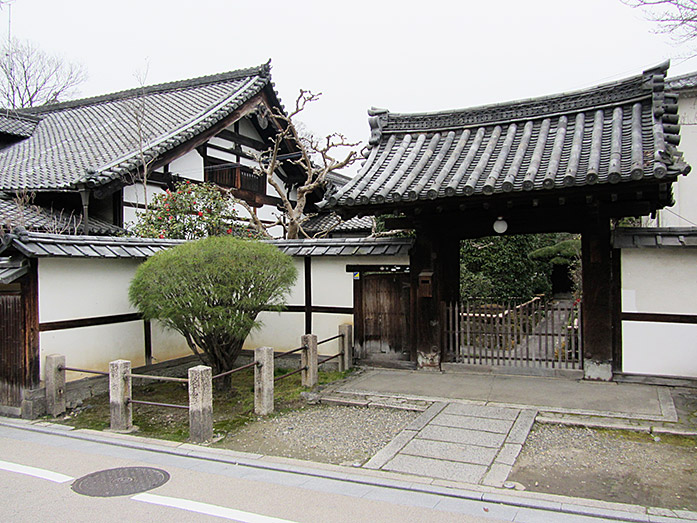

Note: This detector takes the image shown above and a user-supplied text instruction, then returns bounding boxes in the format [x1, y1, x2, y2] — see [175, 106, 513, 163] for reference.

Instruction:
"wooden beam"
[382, 217, 415, 230]
[216, 129, 267, 151]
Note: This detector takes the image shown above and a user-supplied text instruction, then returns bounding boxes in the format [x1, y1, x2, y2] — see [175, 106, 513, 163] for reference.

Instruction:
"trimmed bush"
[129, 236, 297, 374]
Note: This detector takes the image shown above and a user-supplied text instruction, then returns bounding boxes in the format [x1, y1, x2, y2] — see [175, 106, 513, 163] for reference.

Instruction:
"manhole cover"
[71, 467, 170, 497]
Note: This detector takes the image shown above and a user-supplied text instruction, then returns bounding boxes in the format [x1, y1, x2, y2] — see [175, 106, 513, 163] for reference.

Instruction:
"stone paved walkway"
[364, 401, 537, 487]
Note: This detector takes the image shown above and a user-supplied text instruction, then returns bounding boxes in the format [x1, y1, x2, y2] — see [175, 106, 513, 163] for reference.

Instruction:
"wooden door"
[0, 290, 25, 407]
[358, 272, 411, 362]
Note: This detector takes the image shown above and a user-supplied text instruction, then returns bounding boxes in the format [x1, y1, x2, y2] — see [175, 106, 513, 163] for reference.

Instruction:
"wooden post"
[254, 347, 274, 415]
[301, 334, 318, 388]
[188, 365, 213, 443]
[44, 354, 66, 417]
[410, 228, 459, 365]
[143, 320, 152, 366]
[109, 360, 132, 432]
[581, 217, 614, 380]
[339, 324, 353, 372]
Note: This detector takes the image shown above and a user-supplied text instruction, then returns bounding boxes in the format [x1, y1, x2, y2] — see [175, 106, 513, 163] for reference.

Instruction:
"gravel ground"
[509, 423, 697, 511]
[215, 404, 419, 465]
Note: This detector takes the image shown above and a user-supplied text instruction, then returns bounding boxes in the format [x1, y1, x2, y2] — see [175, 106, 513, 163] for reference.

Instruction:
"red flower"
[159, 234, 164, 239]
[198, 211, 203, 217]
[227, 228, 232, 234]
[186, 180, 190, 184]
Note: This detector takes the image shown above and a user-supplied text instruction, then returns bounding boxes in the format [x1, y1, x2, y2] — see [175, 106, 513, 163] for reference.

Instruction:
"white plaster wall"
[622, 322, 697, 378]
[621, 249, 697, 314]
[39, 258, 139, 321]
[238, 117, 260, 138]
[37, 258, 189, 381]
[244, 311, 306, 352]
[169, 149, 204, 181]
[122, 183, 166, 207]
[285, 258, 305, 305]
[208, 149, 236, 163]
[122, 183, 167, 228]
[621, 248, 697, 377]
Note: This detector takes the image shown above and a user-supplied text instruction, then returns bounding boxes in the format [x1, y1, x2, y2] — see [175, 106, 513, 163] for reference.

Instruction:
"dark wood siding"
[0, 290, 24, 406]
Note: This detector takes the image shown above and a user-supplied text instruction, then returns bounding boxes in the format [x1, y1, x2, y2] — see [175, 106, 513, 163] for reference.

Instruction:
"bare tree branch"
[240, 90, 359, 239]
[0, 38, 87, 109]
[623, 0, 697, 43]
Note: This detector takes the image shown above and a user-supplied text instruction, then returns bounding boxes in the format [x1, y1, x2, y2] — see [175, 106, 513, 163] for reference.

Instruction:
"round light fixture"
[493, 217, 508, 234]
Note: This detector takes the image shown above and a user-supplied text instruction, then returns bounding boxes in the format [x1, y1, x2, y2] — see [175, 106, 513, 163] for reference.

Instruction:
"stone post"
[254, 347, 274, 416]
[339, 324, 353, 372]
[45, 354, 66, 417]
[188, 365, 213, 443]
[301, 334, 318, 388]
[109, 359, 132, 432]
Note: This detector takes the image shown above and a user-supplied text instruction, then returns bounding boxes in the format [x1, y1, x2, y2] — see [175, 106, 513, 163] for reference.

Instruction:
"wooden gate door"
[0, 290, 25, 407]
[357, 272, 411, 363]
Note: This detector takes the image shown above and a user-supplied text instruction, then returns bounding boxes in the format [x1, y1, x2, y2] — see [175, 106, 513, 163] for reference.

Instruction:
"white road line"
[0, 459, 73, 483]
[132, 492, 297, 523]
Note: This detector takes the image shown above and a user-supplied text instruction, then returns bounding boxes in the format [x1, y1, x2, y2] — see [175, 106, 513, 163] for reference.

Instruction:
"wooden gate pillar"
[581, 217, 614, 380]
[410, 228, 459, 365]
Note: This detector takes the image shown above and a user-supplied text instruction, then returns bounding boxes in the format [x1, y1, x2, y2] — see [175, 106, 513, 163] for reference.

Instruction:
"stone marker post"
[45, 354, 66, 417]
[188, 365, 213, 443]
[339, 324, 353, 372]
[254, 347, 274, 416]
[301, 334, 318, 388]
[109, 359, 132, 432]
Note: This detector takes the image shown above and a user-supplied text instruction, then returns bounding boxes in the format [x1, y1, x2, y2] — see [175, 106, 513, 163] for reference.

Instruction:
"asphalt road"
[0, 420, 661, 522]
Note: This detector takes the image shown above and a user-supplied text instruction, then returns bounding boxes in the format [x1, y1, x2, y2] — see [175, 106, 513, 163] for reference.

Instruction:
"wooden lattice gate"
[442, 297, 582, 371]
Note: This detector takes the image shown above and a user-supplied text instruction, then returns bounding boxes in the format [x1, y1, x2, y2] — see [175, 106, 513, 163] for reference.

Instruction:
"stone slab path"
[364, 401, 537, 487]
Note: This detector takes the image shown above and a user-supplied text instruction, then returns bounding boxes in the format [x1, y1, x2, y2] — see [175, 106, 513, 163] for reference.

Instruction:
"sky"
[3, 0, 696, 174]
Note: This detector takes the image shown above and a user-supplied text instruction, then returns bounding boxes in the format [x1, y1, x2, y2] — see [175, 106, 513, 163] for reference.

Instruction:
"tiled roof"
[0, 197, 123, 235]
[0, 230, 184, 258]
[0, 256, 29, 283]
[613, 227, 697, 248]
[302, 213, 374, 235]
[0, 63, 274, 192]
[325, 63, 689, 212]
[269, 237, 412, 257]
[0, 231, 411, 259]
[667, 71, 697, 91]
[0, 112, 40, 137]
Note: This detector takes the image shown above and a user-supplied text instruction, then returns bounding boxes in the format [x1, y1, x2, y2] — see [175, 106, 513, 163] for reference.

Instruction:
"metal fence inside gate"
[442, 297, 582, 369]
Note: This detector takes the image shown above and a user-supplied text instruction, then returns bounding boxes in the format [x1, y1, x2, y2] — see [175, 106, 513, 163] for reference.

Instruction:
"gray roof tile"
[0, 63, 273, 192]
[0, 231, 413, 260]
[0, 231, 184, 258]
[0, 112, 40, 137]
[326, 63, 689, 212]
[613, 227, 697, 248]
[302, 212, 375, 235]
[0, 197, 123, 235]
[268, 237, 412, 257]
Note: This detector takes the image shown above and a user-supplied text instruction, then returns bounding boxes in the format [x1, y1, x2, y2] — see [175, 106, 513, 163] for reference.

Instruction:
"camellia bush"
[131, 181, 257, 240]
[129, 236, 297, 375]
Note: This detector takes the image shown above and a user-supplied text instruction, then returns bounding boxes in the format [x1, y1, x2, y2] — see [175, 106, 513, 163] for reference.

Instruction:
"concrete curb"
[1, 416, 695, 522]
